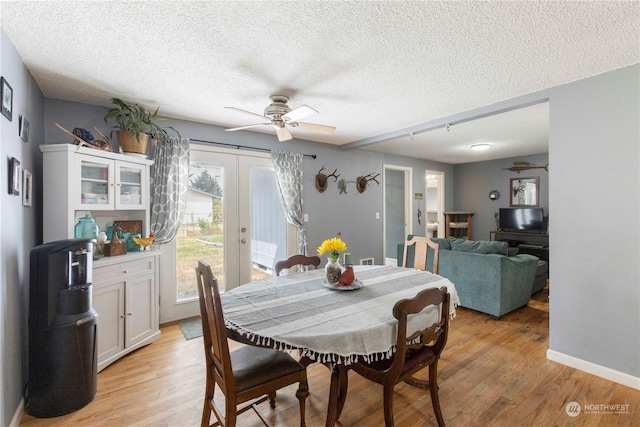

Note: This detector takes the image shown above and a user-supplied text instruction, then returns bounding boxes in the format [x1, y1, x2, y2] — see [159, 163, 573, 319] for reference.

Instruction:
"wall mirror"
[510, 176, 539, 207]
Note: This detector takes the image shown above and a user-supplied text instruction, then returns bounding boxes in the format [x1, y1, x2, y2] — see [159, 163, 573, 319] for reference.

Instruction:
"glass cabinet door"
[116, 162, 146, 209]
[78, 156, 114, 209]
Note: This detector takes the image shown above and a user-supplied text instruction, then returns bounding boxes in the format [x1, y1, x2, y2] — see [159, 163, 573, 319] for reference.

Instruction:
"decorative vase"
[325, 256, 343, 284]
[74, 214, 99, 239]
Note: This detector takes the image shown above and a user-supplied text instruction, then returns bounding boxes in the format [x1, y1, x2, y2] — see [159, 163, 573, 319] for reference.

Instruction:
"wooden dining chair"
[274, 254, 321, 276]
[195, 260, 309, 427]
[350, 286, 450, 427]
[402, 236, 440, 274]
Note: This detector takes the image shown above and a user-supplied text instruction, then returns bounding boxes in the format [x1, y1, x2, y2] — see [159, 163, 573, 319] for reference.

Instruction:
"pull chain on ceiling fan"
[225, 95, 336, 141]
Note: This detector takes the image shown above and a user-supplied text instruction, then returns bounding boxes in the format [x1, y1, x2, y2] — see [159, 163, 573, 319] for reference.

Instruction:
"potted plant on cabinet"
[103, 98, 180, 155]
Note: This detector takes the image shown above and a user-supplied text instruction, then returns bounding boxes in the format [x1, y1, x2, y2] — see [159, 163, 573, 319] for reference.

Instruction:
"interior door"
[159, 147, 294, 323]
[383, 165, 412, 265]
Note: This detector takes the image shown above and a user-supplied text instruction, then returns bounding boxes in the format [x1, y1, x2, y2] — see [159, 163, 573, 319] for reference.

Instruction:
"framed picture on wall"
[23, 169, 32, 206]
[510, 176, 539, 207]
[9, 157, 21, 195]
[19, 115, 30, 142]
[1, 77, 13, 121]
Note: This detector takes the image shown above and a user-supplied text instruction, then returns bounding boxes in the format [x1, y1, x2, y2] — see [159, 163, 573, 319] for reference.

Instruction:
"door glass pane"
[119, 166, 142, 205]
[250, 169, 286, 281]
[80, 161, 109, 205]
[175, 162, 224, 301]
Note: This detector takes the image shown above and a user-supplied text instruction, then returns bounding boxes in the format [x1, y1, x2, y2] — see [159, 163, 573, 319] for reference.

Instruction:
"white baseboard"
[10, 398, 24, 427]
[547, 349, 640, 390]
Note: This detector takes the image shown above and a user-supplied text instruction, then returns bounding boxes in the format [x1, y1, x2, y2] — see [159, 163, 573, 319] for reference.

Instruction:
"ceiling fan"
[225, 95, 336, 141]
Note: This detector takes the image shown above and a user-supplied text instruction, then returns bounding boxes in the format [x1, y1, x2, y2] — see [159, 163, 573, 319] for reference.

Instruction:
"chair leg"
[383, 384, 395, 427]
[225, 398, 237, 427]
[296, 379, 309, 427]
[201, 397, 211, 427]
[268, 391, 277, 409]
[201, 379, 214, 427]
[429, 363, 445, 427]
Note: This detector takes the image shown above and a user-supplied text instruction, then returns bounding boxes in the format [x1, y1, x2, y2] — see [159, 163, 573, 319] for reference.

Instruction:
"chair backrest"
[402, 236, 440, 274]
[389, 286, 450, 377]
[196, 260, 236, 395]
[274, 254, 322, 276]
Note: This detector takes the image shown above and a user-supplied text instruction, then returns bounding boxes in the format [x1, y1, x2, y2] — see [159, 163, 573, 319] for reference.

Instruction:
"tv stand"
[490, 230, 549, 262]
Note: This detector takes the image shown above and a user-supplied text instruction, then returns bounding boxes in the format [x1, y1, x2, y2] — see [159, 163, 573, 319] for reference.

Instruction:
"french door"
[158, 146, 295, 323]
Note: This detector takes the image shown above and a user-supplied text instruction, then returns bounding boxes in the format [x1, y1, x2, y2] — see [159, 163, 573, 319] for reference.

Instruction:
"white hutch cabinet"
[40, 144, 161, 372]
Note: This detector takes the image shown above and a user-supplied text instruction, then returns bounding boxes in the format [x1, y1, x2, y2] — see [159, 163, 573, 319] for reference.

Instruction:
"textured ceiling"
[1, 1, 638, 163]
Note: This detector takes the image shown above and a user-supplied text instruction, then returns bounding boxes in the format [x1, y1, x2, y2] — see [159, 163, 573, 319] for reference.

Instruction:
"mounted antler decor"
[315, 166, 340, 193]
[356, 173, 380, 193]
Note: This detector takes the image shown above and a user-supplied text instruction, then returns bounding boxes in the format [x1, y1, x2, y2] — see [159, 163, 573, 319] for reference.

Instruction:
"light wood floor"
[20, 288, 640, 426]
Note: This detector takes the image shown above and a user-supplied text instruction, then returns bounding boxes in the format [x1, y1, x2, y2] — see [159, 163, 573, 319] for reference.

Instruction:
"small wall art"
[1, 77, 13, 121]
[23, 169, 32, 206]
[9, 157, 21, 195]
[19, 115, 30, 142]
[510, 176, 539, 207]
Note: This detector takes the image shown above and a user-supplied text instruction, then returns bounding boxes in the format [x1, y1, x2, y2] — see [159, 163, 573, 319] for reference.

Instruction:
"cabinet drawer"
[94, 257, 155, 285]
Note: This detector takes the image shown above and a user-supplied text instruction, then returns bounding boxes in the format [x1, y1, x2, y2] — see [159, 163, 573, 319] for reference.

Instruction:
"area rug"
[179, 318, 203, 340]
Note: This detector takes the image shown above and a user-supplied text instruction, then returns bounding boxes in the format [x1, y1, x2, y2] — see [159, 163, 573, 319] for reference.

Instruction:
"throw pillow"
[450, 238, 509, 255]
[507, 247, 520, 256]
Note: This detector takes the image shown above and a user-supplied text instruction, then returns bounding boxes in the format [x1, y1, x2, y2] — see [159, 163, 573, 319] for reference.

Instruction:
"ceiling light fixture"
[469, 143, 493, 151]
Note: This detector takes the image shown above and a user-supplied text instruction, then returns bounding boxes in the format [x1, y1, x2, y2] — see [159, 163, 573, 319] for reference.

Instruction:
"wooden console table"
[490, 230, 549, 262]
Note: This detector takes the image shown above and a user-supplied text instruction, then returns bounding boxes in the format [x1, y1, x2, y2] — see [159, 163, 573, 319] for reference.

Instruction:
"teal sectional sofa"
[398, 236, 538, 319]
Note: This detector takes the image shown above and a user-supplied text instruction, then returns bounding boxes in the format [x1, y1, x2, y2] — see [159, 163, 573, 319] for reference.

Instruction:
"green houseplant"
[103, 98, 180, 154]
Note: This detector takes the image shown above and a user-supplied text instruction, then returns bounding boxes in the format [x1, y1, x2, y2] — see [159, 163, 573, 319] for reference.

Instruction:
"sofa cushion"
[430, 237, 452, 250]
[449, 238, 509, 256]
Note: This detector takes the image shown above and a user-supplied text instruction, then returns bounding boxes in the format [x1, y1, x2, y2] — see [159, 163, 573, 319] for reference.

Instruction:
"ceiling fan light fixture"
[469, 143, 493, 151]
[226, 95, 334, 141]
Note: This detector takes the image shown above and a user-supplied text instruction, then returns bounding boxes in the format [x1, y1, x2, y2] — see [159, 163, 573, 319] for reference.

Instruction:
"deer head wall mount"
[315, 166, 340, 193]
[356, 173, 380, 193]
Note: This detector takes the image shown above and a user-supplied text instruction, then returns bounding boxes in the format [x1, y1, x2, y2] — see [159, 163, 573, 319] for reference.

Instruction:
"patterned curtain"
[149, 136, 190, 244]
[271, 150, 308, 255]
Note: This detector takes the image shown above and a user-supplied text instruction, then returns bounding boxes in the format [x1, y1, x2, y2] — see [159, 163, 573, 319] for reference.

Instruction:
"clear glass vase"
[325, 256, 343, 284]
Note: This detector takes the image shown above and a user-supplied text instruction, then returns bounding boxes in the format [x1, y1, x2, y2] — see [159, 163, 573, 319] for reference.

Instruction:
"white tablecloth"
[221, 265, 459, 365]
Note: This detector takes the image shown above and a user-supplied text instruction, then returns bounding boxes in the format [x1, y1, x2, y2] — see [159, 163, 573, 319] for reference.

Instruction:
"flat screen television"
[499, 208, 546, 233]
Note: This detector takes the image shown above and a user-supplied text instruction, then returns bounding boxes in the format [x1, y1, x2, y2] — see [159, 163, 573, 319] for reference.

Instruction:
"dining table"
[220, 264, 460, 426]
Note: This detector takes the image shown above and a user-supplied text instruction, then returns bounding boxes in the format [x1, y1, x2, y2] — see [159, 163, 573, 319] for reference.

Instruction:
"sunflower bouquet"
[317, 237, 348, 262]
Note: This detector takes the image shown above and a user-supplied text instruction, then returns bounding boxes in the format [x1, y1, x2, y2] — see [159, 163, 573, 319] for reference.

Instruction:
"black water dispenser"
[28, 239, 98, 418]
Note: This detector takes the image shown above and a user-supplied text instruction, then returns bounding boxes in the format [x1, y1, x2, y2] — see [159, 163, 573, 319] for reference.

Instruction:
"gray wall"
[453, 153, 549, 241]
[548, 65, 639, 379]
[1, 29, 45, 427]
[44, 98, 455, 265]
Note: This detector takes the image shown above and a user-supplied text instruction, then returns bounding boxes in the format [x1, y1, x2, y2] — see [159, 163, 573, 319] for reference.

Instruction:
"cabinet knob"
[122, 270, 129, 274]
[120, 315, 126, 319]
[127, 312, 132, 316]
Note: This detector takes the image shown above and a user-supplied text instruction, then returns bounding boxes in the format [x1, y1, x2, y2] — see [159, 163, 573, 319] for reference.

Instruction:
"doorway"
[425, 171, 445, 238]
[383, 165, 412, 265]
[158, 146, 295, 322]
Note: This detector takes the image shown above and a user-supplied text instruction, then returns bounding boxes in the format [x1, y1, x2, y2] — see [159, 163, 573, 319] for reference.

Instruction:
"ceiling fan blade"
[226, 123, 272, 132]
[275, 126, 292, 142]
[224, 106, 269, 121]
[292, 121, 336, 135]
[282, 104, 318, 122]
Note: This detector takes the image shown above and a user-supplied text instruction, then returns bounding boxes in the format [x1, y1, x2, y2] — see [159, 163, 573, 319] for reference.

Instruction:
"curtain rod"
[189, 138, 317, 159]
